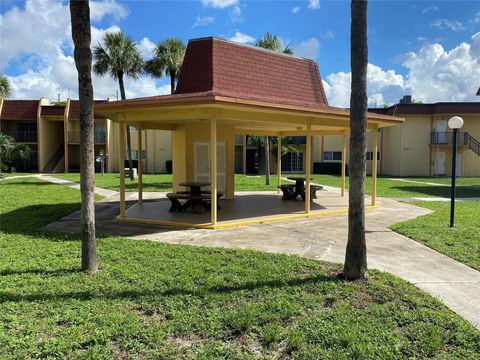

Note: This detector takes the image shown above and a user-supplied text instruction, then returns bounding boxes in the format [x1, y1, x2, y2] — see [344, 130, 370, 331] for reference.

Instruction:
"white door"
[436, 151, 446, 175]
[194, 141, 226, 194]
[435, 120, 447, 144]
[455, 152, 462, 177]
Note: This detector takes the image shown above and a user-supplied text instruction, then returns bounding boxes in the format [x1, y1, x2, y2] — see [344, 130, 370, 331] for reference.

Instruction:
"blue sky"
[1, 0, 479, 106]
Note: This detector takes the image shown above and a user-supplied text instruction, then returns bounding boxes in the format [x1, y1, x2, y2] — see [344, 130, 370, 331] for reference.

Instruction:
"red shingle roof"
[175, 37, 329, 108]
[0, 100, 39, 120]
[41, 105, 65, 116]
[68, 100, 107, 119]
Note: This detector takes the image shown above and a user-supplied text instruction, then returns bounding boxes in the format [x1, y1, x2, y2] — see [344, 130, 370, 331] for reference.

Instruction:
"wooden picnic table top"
[178, 182, 210, 188]
[287, 177, 313, 182]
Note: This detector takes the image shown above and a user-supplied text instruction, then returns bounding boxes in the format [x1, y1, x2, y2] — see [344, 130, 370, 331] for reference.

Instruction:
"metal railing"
[430, 132, 480, 156]
[68, 131, 105, 144]
[1, 130, 37, 142]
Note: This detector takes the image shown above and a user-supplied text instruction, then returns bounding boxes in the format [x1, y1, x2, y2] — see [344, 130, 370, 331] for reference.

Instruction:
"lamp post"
[447, 116, 464, 227]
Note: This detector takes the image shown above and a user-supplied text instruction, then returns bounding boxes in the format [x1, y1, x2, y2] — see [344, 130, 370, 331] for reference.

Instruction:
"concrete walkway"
[37, 174, 117, 198]
[42, 182, 480, 328]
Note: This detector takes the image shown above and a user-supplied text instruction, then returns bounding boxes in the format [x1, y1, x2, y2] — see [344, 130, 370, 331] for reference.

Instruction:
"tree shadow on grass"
[0, 273, 340, 303]
[0, 180, 57, 186]
[391, 185, 480, 198]
[0, 267, 80, 276]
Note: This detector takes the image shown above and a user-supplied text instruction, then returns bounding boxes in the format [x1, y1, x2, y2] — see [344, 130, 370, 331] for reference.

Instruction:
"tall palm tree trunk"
[264, 136, 270, 185]
[70, 0, 97, 274]
[343, 0, 368, 280]
[170, 69, 176, 94]
[118, 73, 134, 181]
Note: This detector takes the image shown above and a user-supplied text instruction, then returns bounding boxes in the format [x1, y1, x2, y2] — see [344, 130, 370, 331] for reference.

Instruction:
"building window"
[323, 151, 342, 161]
[366, 152, 381, 161]
[282, 152, 304, 172]
[127, 150, 146, 160]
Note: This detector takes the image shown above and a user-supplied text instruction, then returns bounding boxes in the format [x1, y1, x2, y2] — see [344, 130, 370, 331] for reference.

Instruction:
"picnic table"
[278, 177, 322, 201]
[166, 182, 223, 213]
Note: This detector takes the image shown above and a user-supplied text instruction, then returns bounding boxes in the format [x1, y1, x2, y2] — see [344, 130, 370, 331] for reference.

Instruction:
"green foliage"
[52, 101, 67, 106]
[144, 38, 186, 92]
[93, 31, 144, 82]
[254, 31, 293, 55]
[0, 73, 12, 98]
[0, 177, 478, 358]
[392, 200, 480, 270]
[0, 133, 32, 171]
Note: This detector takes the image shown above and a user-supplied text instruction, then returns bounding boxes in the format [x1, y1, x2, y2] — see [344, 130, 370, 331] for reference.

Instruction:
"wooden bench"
[278, 184, 295, 200]
[166, 192, 223, 213]
[308, 185, 323, 200]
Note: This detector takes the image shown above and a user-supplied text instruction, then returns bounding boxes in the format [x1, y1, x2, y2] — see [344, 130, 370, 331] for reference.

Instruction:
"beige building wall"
[172, 122, 235, 199]
[38, 117, 64, 172]
[313, 131, 381, 175]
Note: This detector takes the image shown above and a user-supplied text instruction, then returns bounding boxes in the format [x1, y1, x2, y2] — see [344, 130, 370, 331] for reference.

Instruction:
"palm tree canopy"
[254, 32, 293, 55]
[0, 73, 12, 98]
[93, 31, 144, 80]
[145, 38, 186, 80]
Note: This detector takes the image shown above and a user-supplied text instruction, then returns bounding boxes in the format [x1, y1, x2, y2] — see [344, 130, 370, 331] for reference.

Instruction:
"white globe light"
[448, 116, 464, 129]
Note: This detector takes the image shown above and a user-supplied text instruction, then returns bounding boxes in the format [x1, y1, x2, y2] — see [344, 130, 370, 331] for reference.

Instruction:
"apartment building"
[0, 98, 172, 174]
[234, 97, 479, 177]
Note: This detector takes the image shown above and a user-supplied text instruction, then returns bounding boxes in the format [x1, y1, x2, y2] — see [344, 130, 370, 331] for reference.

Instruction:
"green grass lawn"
[0, 177, 479, 358]
[51, 172, 480, 199]
[391, 200, 480, 271]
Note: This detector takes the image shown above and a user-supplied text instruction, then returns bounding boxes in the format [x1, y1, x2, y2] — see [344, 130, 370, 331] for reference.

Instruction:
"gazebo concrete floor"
[121, 190, 364, 228]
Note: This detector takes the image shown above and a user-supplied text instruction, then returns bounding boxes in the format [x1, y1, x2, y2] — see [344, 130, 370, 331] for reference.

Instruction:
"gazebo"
[95, 37, 403, 229]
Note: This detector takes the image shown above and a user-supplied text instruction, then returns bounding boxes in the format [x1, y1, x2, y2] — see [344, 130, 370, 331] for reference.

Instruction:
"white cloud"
[229, 5, 243, 23]
[137, 37, 157, 59]
[422, 5, 439, 14]
[228, 31, 255, 44]
[308, 0, 320, 10]
[470, 11, 480, 24]
[321, 30, 334, 40]
[293, 38, 320, 60]
[291, 6, 300, 14]
[192, 16, 215, 28]
[202, 0, 238, 9]
[431, 19, 466, 32]
[323, 35, 480, 107]
[89, 0, 129, 22]
[1, 0, 167, 100]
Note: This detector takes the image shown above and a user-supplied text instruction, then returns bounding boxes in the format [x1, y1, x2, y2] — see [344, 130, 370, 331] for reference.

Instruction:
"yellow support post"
[277, 135, 282, 193]
[118, 121, 126, 217]
[341, 132, 347, 197]
[305, 123, 311, 213]
[372, 127, 378, 206]
[137, 127, 143, 204]
[210, 118, 217, 226]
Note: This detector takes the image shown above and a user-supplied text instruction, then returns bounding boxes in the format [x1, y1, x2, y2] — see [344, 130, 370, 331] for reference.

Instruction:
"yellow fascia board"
[116, 205, 380, 230]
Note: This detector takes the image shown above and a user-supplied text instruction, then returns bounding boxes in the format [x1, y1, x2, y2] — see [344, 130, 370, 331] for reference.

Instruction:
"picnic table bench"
[166, 191, 224, 213]
[278, 180, 323, 201]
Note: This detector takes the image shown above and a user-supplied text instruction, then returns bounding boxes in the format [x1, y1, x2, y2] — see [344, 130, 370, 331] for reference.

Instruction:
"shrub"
[313, 162, 348, 176]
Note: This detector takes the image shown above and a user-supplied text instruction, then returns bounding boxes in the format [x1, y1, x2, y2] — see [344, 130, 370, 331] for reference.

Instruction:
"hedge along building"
[95, 37, 403, 229]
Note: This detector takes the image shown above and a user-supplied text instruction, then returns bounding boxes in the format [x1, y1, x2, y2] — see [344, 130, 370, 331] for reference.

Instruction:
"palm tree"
[0, 134, 31, 173]
[343, 0, 369, 280]
[254, 31, 293, 55]
[0, 73, 12, 98]
[254, 32, 293, 184]
[145, 38, 186, 94]
[93, 31, 144, 180]
[70, 0, 98, 274]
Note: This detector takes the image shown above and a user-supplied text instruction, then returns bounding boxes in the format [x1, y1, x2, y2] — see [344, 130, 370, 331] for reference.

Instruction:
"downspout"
[64, 98, 71, 172]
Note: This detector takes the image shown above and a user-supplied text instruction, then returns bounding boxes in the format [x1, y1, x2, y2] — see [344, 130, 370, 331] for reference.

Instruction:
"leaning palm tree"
[343, 0, 369, 280]
[145, 38, 186, 94]
[0, 73, 12, 98]
[254, 32, 293, 184]
[93, 31, 144, 180]
[70, 0, 98, 274]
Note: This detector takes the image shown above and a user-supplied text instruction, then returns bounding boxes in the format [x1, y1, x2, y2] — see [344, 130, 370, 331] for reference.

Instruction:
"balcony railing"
[68, 131, 105, 144]
[1, 130, 37, 142]
[430, 132, 468, 146]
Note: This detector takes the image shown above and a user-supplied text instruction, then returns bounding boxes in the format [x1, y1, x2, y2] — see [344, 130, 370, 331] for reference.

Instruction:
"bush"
[166, 160, 172, 174]
[313, 162, 348, 175]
